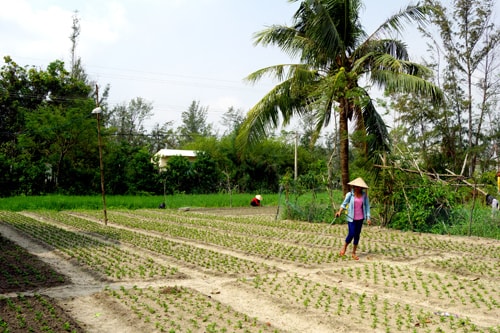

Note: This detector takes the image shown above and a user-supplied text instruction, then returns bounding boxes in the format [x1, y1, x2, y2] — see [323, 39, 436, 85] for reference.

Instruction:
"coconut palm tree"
[237, 0, 442, 193]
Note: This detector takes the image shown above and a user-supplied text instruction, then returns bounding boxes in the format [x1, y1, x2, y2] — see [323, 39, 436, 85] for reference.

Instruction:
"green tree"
[191, 135, 240, 194]
[16, 60, 95, 194]
[105, 141, 133, 195]
[0, 56, 96, 195]
[220, 106, 244, 136]
[149, 120, 178, 153]
[163, 155, 193, 194]
[0, 57, 34, 195]
[297, 112, 318, 148]
[423, 0, 500, 176]
[0, 57, 31, 146]
[124, 147, 160, 194]
[191, 151, 222, 194]
[20, 102, 96, 192]
[384, 91, 449, 172]
[237, 0, 442, 193]
[178, 100, 213, 145]
[108, 97, 153, 147]
[238, 138, 293, 193]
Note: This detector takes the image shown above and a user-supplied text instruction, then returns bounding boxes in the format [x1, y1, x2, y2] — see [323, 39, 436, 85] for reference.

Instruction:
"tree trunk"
[339, 98, 350, 195]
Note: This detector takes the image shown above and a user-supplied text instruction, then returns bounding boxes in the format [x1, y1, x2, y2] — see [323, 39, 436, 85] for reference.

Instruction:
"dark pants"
[345, 219, 364, 245]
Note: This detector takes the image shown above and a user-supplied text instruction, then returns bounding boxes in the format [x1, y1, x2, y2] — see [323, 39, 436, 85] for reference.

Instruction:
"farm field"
[0, 207, 499, 333]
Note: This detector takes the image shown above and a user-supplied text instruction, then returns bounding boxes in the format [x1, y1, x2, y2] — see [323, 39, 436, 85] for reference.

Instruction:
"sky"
[0, 0, 497, 133]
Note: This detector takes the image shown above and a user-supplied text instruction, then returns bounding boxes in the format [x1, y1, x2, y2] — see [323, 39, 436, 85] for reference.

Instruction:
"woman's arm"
[335, 192, 351, 217]
[364, 194, 371, 225]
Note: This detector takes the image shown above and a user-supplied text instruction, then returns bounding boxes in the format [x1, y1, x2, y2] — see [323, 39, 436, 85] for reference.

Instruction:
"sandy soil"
[0, 207, 498, 333]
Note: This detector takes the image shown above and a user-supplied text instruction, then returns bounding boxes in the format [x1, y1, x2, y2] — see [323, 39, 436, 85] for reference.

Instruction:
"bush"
[388, 179, 459, 232]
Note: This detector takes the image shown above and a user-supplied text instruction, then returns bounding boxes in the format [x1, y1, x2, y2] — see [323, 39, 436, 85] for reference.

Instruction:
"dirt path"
[0, 208, 498, 333]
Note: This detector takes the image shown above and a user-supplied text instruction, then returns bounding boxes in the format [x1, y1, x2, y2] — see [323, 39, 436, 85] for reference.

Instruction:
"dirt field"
[0, 207, 498, 333]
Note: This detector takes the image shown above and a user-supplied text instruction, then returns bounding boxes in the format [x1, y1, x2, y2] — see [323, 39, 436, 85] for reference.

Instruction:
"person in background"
[486, 194, 494, 206]
[250, 195, 262, 207]
[335, 177, 371, 260]
[492, 197, 499, 216]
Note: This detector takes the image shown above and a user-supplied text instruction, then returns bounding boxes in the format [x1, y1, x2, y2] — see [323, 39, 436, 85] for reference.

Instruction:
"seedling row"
[0, 294, 83, 333]
[24, 213, 499, 310]
[0, 236, 67, 293]
[239, 272, 497, 332]
[103, 285, 280, 333]
[23, 210, 278, 277]
[71, 209, 499, 270]
[0, 211, 181, 281]
[134, 210, 500, 257]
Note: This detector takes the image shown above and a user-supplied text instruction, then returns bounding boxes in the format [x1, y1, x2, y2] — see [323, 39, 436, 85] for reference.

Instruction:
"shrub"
[389, 179, 459, 232]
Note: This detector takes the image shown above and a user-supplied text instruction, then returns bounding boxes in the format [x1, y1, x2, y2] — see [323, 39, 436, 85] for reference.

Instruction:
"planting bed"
[0, 208, 498, 333]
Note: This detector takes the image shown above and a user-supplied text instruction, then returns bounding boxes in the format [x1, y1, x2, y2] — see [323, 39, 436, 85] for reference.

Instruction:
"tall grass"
[444, 207, 500, 239]
[0, 193, 281, 211]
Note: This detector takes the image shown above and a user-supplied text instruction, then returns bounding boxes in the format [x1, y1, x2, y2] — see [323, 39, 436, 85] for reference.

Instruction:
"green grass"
[0, 193, 285, 211]
[0, 191, 339, 212]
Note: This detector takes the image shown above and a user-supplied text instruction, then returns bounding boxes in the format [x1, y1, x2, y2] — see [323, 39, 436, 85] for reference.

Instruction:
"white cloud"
[0, 1, 71, 59]
[0, 0, 129, 63]
[80, 2, 128, 44]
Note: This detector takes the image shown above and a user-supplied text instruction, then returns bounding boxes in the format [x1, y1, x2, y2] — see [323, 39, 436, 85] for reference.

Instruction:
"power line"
[2, 54, 276, 92]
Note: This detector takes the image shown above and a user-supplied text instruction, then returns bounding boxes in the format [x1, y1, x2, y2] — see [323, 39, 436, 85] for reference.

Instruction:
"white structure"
[153, 149, 197, 169]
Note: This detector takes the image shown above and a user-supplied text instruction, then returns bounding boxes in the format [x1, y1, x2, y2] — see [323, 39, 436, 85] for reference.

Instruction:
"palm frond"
[355, 39, 410, 62]
[309, 78, 339, 143]
[365, 3, 432, 42]
[362, 97, 391, 157]
[370, 55, 433, 77]
[245, 64, 295, 84]
[253, 25, 308, 59]
[293, 0, 367, 66]
[370, 70, 443, 104]
[236, 73, 313, 150]
[348, 90, 391, 157]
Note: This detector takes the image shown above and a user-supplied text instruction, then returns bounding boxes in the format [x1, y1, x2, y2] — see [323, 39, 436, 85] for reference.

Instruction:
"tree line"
[0, 53, 333, 197]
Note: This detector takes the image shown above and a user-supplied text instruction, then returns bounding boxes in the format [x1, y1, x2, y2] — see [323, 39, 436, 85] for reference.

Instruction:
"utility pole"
[92, 84, 108, 225]
[294, 131, 298, 180]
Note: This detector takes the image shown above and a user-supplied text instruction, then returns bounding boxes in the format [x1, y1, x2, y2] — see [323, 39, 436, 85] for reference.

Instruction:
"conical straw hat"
[256, 195, 262, 201]
[347, 177, 369, 189]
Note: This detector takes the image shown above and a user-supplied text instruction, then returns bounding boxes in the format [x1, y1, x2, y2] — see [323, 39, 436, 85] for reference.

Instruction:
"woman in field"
[250, 195, 262, 206]
[335, 177, 371, 260]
